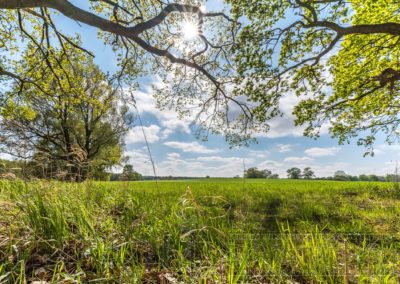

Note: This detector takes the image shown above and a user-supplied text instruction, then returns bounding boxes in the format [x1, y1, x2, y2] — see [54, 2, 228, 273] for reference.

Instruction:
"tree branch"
[305, 21, 400, 36]
[0, 66, 50, 95]
[11, 0, 230, 91]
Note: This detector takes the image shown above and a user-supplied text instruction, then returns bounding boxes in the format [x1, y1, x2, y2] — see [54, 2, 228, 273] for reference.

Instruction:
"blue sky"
[47, 0, 400, 178]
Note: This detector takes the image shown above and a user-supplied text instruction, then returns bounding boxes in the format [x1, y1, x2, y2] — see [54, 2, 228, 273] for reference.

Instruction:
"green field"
[0, 179, 399, 283]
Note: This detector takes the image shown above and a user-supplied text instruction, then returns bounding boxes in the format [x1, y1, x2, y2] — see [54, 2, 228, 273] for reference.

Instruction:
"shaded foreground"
[0, 179, 399, 283]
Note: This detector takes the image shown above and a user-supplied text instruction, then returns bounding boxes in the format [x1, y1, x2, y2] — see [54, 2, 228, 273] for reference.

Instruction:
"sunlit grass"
[0, 179, 399, 283]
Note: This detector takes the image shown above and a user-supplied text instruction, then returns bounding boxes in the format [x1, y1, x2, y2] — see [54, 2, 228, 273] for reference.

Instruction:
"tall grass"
[0, 179, 399, 283]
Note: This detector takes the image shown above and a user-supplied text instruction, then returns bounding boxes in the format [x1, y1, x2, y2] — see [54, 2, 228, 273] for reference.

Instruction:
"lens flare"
[181, 21, 199, 40]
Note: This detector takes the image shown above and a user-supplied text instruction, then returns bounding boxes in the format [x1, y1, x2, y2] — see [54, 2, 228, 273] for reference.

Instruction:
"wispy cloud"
[166, 152, 181, 159]
[164, 141, 220, 154]
[248, 150, 270, 158]
[277, 144, 293, 153]
[304, 147, 341, 157]
[374, 144, 400, 156]
[284, 156, 313, 163]
[196, 156, 253, 164]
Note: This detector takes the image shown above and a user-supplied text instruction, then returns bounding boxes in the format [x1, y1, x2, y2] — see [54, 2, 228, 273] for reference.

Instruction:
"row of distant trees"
[321, 171, 399, 182]
[243, 167, 315, 179]
[243, 167, 400, 182]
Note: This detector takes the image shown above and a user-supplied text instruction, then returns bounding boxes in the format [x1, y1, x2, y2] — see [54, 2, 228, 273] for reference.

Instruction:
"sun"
[181, 21, 199, 40]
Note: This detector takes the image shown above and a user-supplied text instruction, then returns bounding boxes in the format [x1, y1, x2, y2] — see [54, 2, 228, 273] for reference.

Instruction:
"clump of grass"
[280, 224, 341, 283]
[19, 193, 69, 244]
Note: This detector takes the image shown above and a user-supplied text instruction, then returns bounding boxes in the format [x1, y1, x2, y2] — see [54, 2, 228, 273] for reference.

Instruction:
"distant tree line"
[283, 168, 400, 182]
[318, 171, 398, 182]
[239, 166, 400, 182]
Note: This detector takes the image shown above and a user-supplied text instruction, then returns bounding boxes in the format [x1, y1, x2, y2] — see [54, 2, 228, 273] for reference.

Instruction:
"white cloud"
[374, 144, 400, 156]
[277, 144, 293, 153]
[253, 89, 330, 138]
[284, 156, 314, 163]
[248, 150, 270, 158]
[132, 86, 193, 138]
[304, 147, 341, 157]
[156, 153, 245, 177]
[196, 156, 253, 164]
[164, 141, 220, 154]
[370, 161, 398, 175]
[255, 93, 304, 138]
[258, 159, 284, 169]
[126, 125, 161, 144]
[123, 149, 155, 175]
[166, 152, 181, 159]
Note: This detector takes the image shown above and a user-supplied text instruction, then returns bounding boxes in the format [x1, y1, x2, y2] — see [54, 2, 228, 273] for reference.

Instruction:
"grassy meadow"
[0, 179, 399, 283]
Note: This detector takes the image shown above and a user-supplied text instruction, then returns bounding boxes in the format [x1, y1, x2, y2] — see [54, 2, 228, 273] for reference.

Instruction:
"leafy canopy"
[0, 0, 255, 145]
[227, 0, 400, 151]
[2, 1, 400, 149]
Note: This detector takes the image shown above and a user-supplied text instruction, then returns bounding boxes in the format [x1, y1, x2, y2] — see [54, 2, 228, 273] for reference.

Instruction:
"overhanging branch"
[0, 0, 237, 89]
